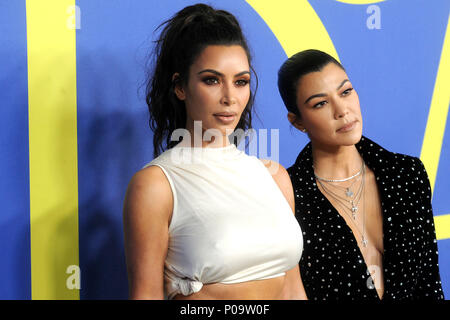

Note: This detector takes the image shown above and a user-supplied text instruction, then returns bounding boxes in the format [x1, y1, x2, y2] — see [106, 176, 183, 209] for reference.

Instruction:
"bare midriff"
[173, 275, 286, 300]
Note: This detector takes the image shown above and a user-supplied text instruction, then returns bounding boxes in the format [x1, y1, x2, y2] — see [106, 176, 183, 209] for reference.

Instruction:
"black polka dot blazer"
[287, 136, 444, 300]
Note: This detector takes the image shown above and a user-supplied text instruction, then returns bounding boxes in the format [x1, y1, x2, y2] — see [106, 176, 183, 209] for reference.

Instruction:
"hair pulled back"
[146, 3, 257, 157]
[277, 49, 344, 117]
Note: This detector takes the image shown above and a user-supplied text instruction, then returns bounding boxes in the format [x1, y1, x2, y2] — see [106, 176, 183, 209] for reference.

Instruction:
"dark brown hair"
[278, 49, 344, 117]
[146, 3, 258, 157]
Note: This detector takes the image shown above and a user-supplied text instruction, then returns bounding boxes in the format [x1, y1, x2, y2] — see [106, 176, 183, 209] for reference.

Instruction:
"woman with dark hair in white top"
[122, 4, 306, 300]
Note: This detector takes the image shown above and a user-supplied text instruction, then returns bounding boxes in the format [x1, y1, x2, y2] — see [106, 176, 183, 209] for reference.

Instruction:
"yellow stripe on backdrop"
[420, 15, 450, 241]
[435, 215, 450, 241]
[26, 0, 80, 299]
[421, 15, 450, 193]
[247, 0, 450, 240]
[246, 0, 340, 60]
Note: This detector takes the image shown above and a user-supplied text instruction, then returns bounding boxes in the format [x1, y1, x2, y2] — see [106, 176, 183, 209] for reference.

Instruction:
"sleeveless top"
[143, 143, 303, 299]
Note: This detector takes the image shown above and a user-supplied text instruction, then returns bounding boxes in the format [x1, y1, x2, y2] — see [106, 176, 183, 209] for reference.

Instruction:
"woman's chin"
[338, 130, 363, 146]
[314, 131, 362, 149]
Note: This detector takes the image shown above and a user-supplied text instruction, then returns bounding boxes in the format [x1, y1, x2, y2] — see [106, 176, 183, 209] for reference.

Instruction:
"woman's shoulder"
[142, 148, 177, 169]
[128, 165, 172, 199]
[259, 159, 292, 190]
[359, 137, 431, 196]
[123, 164, 173, 228]
[379, 148, 425, 176]
[260, 159, 295, 211]
[389, 152, 425, 172]
[129, 149, 177, 205]
[358, 136, 425, 171]
[259, 159, 287, 177]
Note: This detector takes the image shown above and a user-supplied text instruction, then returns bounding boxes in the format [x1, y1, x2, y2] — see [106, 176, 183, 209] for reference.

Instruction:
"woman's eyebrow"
[304, 79, 350, 104]
[197, 69, 250, 77]
[336, 79, 349, 90]
[304, 93, 327, 105]
[235, 71, 251, 77]
[198, 69, 222, 76]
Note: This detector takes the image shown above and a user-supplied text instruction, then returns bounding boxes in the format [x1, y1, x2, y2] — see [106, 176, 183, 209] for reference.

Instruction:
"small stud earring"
[302, 129, 307, 133]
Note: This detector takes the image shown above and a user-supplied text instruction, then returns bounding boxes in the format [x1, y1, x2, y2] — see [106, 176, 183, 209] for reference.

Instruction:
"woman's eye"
[235, 79, 249, 86]
[203, 77, 219, 85]
[313, 101, 327, 108]
[342, 87, 353, 96]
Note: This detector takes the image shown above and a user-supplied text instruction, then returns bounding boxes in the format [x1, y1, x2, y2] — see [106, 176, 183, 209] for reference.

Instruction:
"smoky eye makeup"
[312, 100, 327, 109]
[201, 75, 220, 85]
[235, 76, 250, 86]
[200, 74, 250, 87]
[341, 87, 353, 96]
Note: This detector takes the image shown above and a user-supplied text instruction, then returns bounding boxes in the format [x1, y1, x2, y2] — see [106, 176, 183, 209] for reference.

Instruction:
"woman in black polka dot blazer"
[277, 49, 444, 300]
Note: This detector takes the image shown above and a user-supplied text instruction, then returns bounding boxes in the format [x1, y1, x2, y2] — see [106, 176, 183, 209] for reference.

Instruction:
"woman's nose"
[334, 101, 349, 119]
[220, 83, 237, 105]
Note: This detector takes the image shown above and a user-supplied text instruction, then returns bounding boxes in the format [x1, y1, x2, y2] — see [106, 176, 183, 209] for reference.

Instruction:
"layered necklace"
[314, 161, 368, 247]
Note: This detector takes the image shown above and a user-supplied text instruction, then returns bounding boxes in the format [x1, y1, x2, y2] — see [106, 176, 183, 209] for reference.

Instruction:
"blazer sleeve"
[413, 157, 445, 300]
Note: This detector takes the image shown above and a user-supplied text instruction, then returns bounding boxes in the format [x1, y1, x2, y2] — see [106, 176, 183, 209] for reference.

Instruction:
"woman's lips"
[337, 120, 357, 133]
[214, 113, 236, 124]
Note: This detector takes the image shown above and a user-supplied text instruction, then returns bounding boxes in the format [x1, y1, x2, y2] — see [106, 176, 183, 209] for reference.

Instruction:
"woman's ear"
[287, 112, 306, 133]
[172, 73, 185, 100]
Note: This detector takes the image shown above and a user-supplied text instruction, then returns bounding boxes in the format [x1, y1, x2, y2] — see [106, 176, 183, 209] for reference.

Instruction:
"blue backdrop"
[0, 0, 448, 299]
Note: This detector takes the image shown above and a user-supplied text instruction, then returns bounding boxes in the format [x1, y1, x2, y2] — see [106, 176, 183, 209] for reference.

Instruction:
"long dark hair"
[146, 3, 257, 157]
[278, 49, 344, 117]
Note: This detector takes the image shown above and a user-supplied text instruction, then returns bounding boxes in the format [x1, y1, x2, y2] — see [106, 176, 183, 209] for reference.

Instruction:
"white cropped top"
[144, 143, 303, 299]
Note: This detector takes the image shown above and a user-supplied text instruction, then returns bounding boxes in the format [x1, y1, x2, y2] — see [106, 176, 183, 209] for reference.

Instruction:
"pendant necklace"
[315, 161, 368, 247]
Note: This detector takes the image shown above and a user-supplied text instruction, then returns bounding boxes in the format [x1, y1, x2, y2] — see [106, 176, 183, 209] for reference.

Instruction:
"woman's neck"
[311, 142, 363, 180]
[180, 124, 231, 148]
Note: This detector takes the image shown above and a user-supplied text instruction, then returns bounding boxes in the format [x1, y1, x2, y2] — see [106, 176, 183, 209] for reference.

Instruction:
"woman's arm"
[122, 166, 173, 299]
[261, 159, 308, 300]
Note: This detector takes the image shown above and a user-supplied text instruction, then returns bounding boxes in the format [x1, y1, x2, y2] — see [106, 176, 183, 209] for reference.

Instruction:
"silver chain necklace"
[321, 172, 362, 198]
[314, 161, 364, 182]
[316, 162, 368, 247]
[317, 176, 364, 220]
